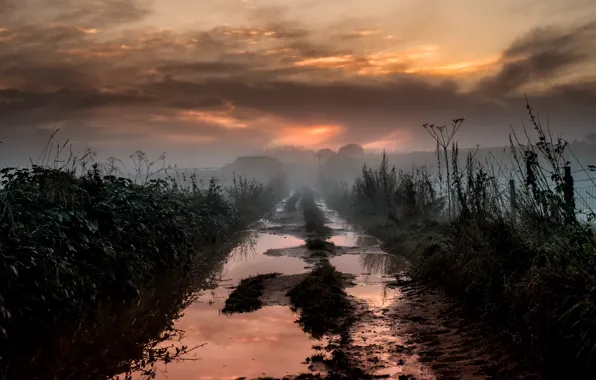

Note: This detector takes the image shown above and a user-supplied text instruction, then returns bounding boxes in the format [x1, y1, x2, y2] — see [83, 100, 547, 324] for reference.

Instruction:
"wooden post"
[509, 178, 517, 220]
[563, 166, 575, 224]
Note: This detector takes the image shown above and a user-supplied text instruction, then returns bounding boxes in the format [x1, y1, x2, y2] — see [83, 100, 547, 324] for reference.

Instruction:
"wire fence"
[575, 185, 596, 212]
[433, 169, 596, 224]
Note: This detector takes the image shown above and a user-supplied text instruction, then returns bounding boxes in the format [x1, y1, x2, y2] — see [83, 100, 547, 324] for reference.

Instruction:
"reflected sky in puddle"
[329, 234, 379, 248]
[330, 253, 408, 276]
[132, 197, 413, 380]
[147, 288, 316, 380]
[144, 230, 316, 380]
[223, 233, 308, 280]
[315, 200, 352, 231]
[346, 283, 399, 308]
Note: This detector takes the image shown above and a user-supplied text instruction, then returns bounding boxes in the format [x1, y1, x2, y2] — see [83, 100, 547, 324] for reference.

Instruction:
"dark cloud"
[156, 62, 249, 75]
[475, 21, 596, 95]
[1, 0, 151, 26]
[52, 0, 152, 26]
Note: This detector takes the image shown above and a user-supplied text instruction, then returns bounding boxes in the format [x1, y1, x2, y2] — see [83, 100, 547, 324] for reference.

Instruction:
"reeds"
[324, 101, 596, 376]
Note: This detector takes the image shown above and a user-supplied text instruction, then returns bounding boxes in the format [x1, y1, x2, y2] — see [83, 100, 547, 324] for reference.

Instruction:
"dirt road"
[136, 193, 541, 380]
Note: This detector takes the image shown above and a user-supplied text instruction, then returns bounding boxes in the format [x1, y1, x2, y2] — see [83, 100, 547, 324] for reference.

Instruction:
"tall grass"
[0, 141, 287, 379]
[323, 103, 596, 376]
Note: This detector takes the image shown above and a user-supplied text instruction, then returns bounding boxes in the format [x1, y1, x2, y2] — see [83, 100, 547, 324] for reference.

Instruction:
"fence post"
[509, 178, 517, 220]
[563, 166, 575, 223]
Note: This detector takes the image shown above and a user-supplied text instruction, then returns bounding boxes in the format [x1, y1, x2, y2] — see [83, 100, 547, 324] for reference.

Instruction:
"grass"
[222, 273, 279, 314]
[322, 103, 596, 377]
[305, 238, 336, 252]
[0, 146, 287, 379]
[286, 262, 353, 339]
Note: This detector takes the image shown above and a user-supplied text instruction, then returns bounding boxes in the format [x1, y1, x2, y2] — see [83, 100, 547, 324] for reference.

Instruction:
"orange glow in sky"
[363, 130, 412, 152]
[178, 110, 249, 129]
[290, 45, 497, 77]
[270, 125, 344, 148]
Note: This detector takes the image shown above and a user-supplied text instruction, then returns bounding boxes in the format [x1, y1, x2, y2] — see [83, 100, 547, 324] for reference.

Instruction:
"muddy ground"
[132, 192, 543, 380]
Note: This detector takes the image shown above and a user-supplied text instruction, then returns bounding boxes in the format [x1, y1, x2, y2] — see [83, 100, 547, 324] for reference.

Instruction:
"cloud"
[1, 0, 151, 26]
[363, 130, 413, 152]
[1, 0, 596, 167]
[475, 21, 596, 95]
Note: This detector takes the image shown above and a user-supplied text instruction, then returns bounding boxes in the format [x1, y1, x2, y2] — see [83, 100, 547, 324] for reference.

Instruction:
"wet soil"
[126, 192, 543, 380]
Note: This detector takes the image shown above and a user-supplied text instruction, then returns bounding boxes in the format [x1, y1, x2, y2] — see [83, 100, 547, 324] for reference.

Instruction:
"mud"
[125, 193, 543, 380]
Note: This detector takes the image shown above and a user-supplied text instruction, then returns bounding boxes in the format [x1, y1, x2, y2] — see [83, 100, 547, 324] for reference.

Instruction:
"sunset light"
[362, 130, 412, 152]
[178, 110, 249, 129]
[270, 125, 344, 148]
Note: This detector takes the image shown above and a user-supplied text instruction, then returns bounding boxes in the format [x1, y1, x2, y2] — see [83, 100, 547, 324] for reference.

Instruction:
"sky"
[1, 0, 595, 167]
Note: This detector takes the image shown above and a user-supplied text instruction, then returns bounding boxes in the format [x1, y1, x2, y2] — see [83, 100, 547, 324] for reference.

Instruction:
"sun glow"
[178, 110, 249, 129]
[363, 130, 412, 152]
[270, 125, 344, 148]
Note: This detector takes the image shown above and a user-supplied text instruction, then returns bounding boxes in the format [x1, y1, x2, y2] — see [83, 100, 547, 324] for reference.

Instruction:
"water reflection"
[128, 230, 318, 379]
[330, 252, 408, 276]
[223, 232, 308, 279]
[329, 234, 379, 248]
[346, 284, 399, 308]
[142, 291, 317, 380]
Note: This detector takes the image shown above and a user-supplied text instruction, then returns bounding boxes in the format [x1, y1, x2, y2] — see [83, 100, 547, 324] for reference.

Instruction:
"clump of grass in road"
[287, 262, 353, 339]
[305, 238, 335, 252]
[222, 273, 279, 314]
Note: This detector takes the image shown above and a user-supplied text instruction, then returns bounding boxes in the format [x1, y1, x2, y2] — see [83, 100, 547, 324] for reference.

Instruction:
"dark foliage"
[0, 160, 286, 379]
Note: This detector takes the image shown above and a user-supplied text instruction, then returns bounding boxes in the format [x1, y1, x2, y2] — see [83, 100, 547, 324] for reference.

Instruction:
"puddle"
[315, 200, 352, 231]
[223, 233, 308, 279]
[127, 197, 419, 380]
[330, 253, 408, 276]
[139, 230, 317, 379]
[328, 234, 379, 248]
[346, 283, 398, 307]
[137, 289, 317, 380]
[258, 218, 283, 229]
[275, 192, 297, 213]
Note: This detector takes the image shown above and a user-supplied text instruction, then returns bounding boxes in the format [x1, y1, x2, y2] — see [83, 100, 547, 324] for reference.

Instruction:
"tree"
[317, 148, 336, 157]
[337, 144, 364, 156]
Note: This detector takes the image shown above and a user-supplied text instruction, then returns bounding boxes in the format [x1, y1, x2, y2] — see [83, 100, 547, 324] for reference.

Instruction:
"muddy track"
[135, 190, 543, 380]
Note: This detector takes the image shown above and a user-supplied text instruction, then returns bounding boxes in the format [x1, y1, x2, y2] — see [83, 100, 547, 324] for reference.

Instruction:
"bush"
[0, 154, 287, 377]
